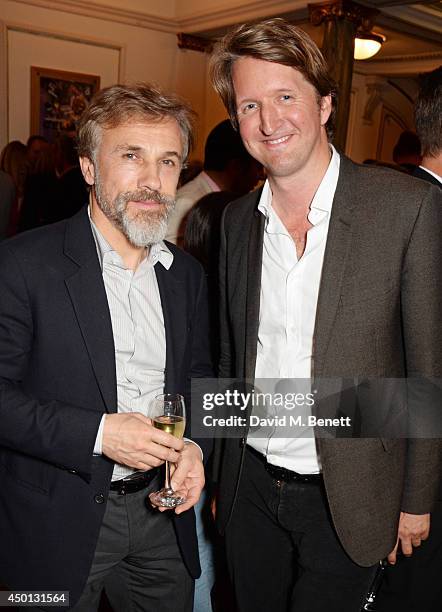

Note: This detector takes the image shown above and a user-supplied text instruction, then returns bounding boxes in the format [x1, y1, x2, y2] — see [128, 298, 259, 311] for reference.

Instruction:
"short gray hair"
[77, 82, 196, 163]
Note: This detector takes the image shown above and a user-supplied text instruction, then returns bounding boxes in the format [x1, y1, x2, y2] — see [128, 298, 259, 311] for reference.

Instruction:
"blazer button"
[94, 494, 105, 504]
[239, 437, 246, 448]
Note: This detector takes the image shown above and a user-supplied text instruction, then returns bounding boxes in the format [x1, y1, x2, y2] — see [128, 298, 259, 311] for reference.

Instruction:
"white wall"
[0, 0, 181, 148]
[8, 30, 120, 144]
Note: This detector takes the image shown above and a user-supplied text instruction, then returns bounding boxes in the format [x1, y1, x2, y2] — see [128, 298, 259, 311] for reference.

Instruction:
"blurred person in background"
[26, 134, 49, 169]
[54, 133, 89, 220]
[392, 130, 422, 174]
[0, 170, 15, 240]
[18, 141, 58, 232]
[0, 140, 28, 235]
[166, 119, 261, 245]
[412, 66, 442, 187]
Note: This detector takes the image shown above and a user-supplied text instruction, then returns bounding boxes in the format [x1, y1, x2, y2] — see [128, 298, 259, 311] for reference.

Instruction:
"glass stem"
[165, 460, 172, 491]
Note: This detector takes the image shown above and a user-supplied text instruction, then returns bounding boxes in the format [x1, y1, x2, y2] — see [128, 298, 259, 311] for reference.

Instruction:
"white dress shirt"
[90, 215, 175, 480]
[249, 146, 340, 474]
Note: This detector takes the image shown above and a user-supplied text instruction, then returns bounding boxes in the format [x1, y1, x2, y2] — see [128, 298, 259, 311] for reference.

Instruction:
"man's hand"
[387, 511, 430, 564]
[162, 442, 205, 515]
[102, 413, 184, 470]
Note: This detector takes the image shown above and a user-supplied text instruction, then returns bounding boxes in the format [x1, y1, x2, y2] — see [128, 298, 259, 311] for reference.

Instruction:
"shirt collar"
[88, 206, 174, 271]
[200, 171, 221, 192]
[419, 165, 442, 184]
[258, 145, 340, 231]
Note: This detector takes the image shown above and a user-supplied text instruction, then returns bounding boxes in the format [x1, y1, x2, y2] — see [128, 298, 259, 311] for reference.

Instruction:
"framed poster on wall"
[30, 66, 100, 141]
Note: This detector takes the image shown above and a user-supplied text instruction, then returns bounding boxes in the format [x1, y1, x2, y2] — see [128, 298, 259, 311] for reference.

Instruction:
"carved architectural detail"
[177, 33, 212, 53]
[363, 80, 388, 124]
[308, 0, 379, 34]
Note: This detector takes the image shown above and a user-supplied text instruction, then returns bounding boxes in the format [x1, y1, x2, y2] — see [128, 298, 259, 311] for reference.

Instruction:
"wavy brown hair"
[210, 18, 337, 138]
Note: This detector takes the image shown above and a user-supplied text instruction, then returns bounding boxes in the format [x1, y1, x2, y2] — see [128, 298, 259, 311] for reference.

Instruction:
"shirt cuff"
[93, 414, 106, 455]
[183, 438, 203, 461]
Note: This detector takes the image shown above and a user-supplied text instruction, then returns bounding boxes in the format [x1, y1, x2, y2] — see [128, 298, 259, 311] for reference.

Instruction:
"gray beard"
[94, 172, 176, 247]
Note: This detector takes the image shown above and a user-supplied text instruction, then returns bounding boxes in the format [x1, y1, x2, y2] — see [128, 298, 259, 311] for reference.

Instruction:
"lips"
[128, 200, 163, 209]
[264, 135, 291, 145]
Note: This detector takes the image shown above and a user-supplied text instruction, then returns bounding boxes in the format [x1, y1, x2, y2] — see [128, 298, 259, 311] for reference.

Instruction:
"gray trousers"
[71, 480, 193, 612]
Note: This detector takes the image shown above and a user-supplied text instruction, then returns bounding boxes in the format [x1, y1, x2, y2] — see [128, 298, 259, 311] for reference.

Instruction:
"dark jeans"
[225, 448, 377, 612]
[377, 499, 442, 612]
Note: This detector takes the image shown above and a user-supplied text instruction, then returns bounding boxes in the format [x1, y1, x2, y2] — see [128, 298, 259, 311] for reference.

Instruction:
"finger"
[144, 442, 181, 463]
[131, 413, 152, 425]
[134, 456, 165, 470]
[401, 537, 413, 557]
[170, 462, 191, 490]
[175, 487, 201, 514]
[387, 540, 399, 565]
[150, 428, 184, 451]
[411, 538, 422, 547]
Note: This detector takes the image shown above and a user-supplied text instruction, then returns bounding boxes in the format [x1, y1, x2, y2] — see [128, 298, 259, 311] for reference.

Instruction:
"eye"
[123, 152, 138, 160]
[241, 102, 258, 115]
[162, 159, 177, 167]
[280, 94, 293, 102]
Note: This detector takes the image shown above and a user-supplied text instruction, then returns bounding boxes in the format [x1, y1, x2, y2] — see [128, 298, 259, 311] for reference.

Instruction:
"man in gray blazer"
[209, 18, 441, 612]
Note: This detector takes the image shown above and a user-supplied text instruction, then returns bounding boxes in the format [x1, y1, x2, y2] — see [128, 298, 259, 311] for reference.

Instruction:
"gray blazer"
[215, 155, 442, 567]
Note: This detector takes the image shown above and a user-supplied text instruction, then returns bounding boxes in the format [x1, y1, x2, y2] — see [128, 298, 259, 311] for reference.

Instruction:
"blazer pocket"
[1, 449, 49, 495]
[340, 280, 395, 307]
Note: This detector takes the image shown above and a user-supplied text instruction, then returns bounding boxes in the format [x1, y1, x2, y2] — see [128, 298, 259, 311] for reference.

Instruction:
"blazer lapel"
[244, 207, 265, 381]
[63, 208, 117, 413]
[155, 262, 186, 393]
[313, 157, 355, 378]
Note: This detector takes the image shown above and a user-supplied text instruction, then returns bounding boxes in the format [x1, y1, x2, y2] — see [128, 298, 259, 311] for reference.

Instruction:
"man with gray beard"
[0, 84, 212, 611]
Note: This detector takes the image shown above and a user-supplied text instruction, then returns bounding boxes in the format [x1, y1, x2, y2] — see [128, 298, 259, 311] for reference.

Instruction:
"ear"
[319, 95, 332, 127]
[79, 157, 95, 186]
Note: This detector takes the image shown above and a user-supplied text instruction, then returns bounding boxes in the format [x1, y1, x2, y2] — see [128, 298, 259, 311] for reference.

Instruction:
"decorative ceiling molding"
[176, 0, 306, 30]
[8, 0, 442, 42]
[355, 50, 442, 74]
[11, 0, 177, 33]
[10, 0, 312, 33]
[381, 4, 442, 34]
[308, 0, 379, 32]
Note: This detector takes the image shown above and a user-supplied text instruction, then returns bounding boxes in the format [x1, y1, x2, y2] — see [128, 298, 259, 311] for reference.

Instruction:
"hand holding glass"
[149, 393, 186, 508]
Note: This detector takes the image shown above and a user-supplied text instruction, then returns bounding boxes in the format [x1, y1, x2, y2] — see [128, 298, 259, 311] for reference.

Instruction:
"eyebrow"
[237, 88, 297, 105]
[113, 144, 182, 159]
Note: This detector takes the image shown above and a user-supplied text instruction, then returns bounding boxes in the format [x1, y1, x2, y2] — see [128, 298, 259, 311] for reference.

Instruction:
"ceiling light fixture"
[354, 32, 386, 60]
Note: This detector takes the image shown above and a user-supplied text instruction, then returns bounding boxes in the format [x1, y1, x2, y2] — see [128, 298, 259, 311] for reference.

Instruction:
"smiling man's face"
[82, 117, 183, 246]
[232, 57, 331, 181]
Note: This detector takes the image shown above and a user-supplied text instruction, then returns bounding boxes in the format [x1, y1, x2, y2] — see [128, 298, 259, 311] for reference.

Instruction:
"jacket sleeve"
[0, 243, 103, 481]
[400, 184, 442, 513]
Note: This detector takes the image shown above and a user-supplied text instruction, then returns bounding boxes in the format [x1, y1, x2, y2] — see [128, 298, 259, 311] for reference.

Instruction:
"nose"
[259, 103, 280, 136]
[137, 162, 161, 192]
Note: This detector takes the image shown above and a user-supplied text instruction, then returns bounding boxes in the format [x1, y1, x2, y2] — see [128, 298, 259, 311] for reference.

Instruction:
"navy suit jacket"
[0, 206, 212, 607]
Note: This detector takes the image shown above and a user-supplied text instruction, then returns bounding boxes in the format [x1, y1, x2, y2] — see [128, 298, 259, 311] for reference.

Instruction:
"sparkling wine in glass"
[149, 393, 186, 508]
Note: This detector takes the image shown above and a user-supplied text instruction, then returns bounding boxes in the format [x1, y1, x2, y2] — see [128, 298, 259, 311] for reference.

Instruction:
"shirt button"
[94, 494, 105, 504]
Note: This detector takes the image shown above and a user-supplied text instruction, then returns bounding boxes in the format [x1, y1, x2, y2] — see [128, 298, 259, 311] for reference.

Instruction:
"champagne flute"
[149, 393, 186, 508]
